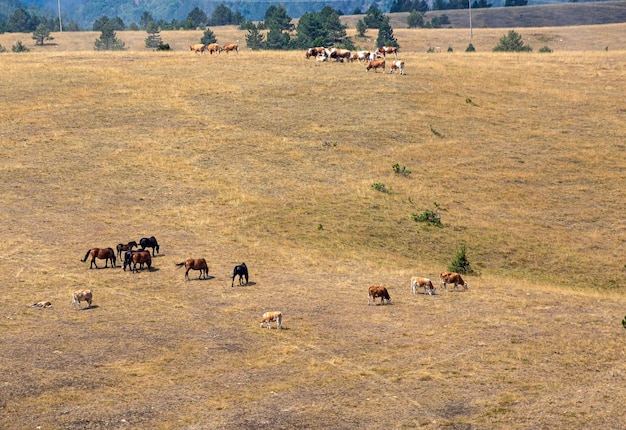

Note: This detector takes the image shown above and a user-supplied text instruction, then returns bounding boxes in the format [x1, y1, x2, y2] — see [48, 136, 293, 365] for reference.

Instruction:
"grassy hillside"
[0, 27, 625, 429]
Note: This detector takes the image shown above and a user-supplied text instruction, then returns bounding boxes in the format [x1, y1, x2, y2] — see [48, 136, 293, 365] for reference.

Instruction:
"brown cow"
[190, 43, 206, 54]
[411, 276, 436, 295]
[73, 290, 92, 310]
[366, 59, 385, 73]
[206, 43, 221, 54]
[260, 311, 283, 329]
[221, 43, 239, 54]
[368, 286, 391, 305]
[439, 272, 468, 291]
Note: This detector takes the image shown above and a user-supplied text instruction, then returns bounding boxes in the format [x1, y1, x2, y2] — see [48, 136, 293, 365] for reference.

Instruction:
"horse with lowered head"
[176, 258, 209, 280]
[81, 247, 116, 269]
[139, 236, 160, 256]
[116, 241, 138, 259]
[124, 249, 152, 272]
[232, 262, 249, 287]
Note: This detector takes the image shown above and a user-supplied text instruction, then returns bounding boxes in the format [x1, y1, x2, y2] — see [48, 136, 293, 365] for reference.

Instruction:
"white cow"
[260, 311, 283, 329]
[411, 277, 436, 295]
[73, 289, 93, 310]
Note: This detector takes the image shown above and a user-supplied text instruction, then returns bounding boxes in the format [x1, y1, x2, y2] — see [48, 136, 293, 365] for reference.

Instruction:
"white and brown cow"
[206, 43, 221, 54]
[368, 286, 391, 305]
[411, 277, 436, 295]
[221, 43, 239, 54]
[439, 272, 469, 291]
[189, 43, 206, 54]
[351, 50, 370, 62]
[305, 47, 325, 59]
[389, 60, 405, 75]
[377, 46, 398, 59]
[72, 289, 93, 310]
[260, 311, 283, 329]
[366, 59, 385, 73]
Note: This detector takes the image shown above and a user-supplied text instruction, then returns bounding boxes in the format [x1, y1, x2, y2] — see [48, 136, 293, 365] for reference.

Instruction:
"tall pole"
[469, 0, 473, 40]
[57, 0, 62, 32]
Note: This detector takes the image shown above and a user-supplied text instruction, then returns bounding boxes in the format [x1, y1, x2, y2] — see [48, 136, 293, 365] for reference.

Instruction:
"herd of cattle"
[305, 45, 405, 75]
[33, 235, 469, 329]
[189, 41, 405, 75]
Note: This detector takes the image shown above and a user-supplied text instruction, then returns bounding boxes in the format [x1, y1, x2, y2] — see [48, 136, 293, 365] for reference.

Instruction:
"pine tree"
[245, 24, 265, 50]
[32, 23, 54, 45]
[145, 22, 163, 49]
[376, 19, 399, 48]
[94, 23, 126, 51]
[201, 27, 217, 45]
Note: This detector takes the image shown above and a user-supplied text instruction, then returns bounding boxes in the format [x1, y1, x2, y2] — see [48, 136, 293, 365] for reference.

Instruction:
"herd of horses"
[81, 236, 249, 286]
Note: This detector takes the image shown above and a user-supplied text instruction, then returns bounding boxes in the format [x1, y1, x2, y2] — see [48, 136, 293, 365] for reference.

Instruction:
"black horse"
[139, 236, 160, 256]
[231, 263, 249, 287]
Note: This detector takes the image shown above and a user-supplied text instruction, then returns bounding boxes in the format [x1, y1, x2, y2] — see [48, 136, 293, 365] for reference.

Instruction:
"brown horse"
[176, 258, 209, 280]
[116, 241, 138, 259]
[130, 250, 152, 273]
[81, 247, 116, 269]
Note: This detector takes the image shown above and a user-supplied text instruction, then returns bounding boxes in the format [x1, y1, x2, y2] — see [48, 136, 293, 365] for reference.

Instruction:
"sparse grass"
[0, 25, 625, 430]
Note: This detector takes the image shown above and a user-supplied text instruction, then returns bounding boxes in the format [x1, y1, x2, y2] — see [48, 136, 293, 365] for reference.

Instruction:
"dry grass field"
[1, 24, 625, 429]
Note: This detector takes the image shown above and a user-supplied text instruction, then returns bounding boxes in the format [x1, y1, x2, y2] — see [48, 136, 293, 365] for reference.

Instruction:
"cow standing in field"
[72, 290, 92, 310]
[439, 272, 469, 291]
[411, 277, 436, 295]
[368, 286, 391, 305]
[206, 43, 221, 54]
[305, 47, 325, 59]
[260, 311, 282, 329]
[389, 60, 405, 75]
[366, 59, 385, 73]
[377, 46, 398, 59]
[190, 44, 206, 54]
[221, 44, 239, 54]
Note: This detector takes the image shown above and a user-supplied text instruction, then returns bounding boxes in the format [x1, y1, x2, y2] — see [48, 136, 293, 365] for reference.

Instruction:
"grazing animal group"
[189, 43, 239, 55]
[306, 45, 405, 75]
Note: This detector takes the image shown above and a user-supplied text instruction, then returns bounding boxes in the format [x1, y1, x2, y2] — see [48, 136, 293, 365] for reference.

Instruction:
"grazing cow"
[72, 289, 92, 310]
[334, 49, 351, 62]
[81, 247, 116, 269]
[139, 236, 160, 256]
[221, 43, 239, 54]
[377, 46, 398, 59]
[260, 311, 282, 329]
[439, 272, 469, 291]
[368, 286, 391, 305]
[176, 258, 209, 280]
[389, 60, 405, 75]
[29, 301, 52, 308]
[316, 53, 328, 62]
[116, 241, 138, 259]
[189, 43, 206, 54]
[366, 59, 385, 73]
[231, 262, 249, 287]
[351, 51, 370, 62]
[305, 47, 325, 59]
[411, 276, 436, 295]
[206, 43, 221, 54]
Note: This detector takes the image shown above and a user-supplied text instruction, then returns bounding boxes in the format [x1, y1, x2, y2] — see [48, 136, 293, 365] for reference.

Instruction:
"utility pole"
[469, 0, 473, 40]
[57, 0, 62, 32]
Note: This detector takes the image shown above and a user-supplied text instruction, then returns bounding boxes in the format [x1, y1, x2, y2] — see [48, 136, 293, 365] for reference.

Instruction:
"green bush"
[538, 45, 553, 53]
[12, 40, 29, 52]
[466, 43, 476, 52]
[412, 202, 441, 227]
[392, 163, 411, 177]
[372, 182, 390, 193]
[493, 30, 532, 52]
[448, 244, 473, 274]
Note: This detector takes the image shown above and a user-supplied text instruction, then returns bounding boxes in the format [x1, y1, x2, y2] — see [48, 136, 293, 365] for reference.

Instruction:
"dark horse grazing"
[139, 236, 160, 256]
[124, 250, 152, 272]
[176, 258, 209, 280]
[81, 247, 116, 269]
[116, 241, 138, 259]
[231, 262, 249, 287]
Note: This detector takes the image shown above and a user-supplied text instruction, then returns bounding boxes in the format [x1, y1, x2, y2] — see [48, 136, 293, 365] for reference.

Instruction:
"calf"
[189, 43, 206, 54]
[411, 277, 436, 295]
[260, 311, 283, 329]
[439, 272, 469, 291]
[389, 60, 405, 75]
[368, 286, 391, 305]
[366, 60, 385, 73]
[72, 289, 92, 310]
[29, 301, 52, 308]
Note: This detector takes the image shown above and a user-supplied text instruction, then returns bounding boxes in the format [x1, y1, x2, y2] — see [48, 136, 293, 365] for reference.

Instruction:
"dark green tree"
[376, 18, 399, 48]
[355, 19, 367, 37]
[363, 5, 385, 29]
[472, 0, 492, 8]
[264, 5, 293, 32]
[212, 4, 233, 26]
[185, 7, 209, 29]
[94, 22, 126, 50]
[407, 10, 424, 28]
[245, 23, 265, 50]
[505, 0, 528, 5]
[12, 40, 29, 52]
[32, 22, 54, 45]
[318, 6, 346, 46]
[139, 11, 154, 29]
[200, 27, 217, 45]
[93, 16, 124, 32]
[266, 26, 291, 49]
[7, 8, 37, 32]
[493, 30, 532, 52]
[448, 244, 473, 275]
[294, 12, 324, 48]
[145, 21, 163, 48]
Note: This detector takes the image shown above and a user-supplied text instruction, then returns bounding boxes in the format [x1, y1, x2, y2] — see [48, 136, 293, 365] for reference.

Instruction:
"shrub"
[12, 40, 29, 52]
[0, 44, 6, 53]
[448, 244, 473, 274]
[538, 45, 553, 53]
[466, 43, 476, 52]
[622, 316, 626, 329]
[412, 202, 441, 227]
[156, 42, 171, 51]
[372, 182, 390, 193]
[392, 163, 411, 177]
[493, 30, 532, 52]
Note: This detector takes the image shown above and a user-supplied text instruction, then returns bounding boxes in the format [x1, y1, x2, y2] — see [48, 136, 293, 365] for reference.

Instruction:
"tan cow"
[72, 289, 92, 310]
[206, 43, 221, 54]
[260, 311, 283, 329]
[189, 43, 206, 54]
[368, 286, 391, 305]
[366, 59, 385, 73]
[411, 277, 436, 295]
[439, 272, 469, 291]
[221, 43, 239, 54]
[389, 60, 405, 75]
